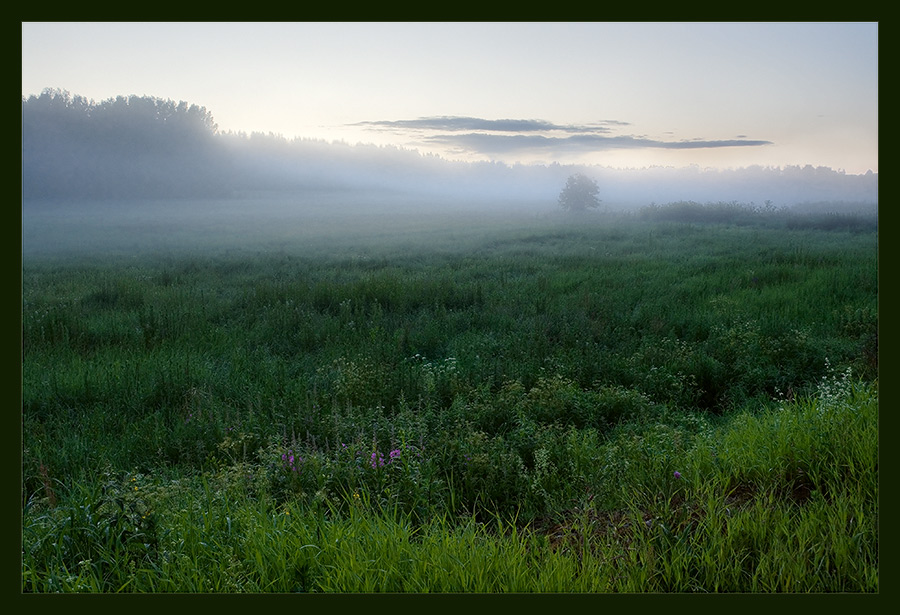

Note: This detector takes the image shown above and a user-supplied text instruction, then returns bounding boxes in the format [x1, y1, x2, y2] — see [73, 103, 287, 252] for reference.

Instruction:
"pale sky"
[21, 22, 879, 174]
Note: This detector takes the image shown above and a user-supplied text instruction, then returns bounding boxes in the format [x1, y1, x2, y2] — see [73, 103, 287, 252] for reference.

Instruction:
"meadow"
[21, 197, 878, 592]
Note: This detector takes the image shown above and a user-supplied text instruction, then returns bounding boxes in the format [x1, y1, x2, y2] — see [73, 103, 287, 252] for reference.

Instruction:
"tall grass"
[22, 205, 878, 591]
[23, 373, 877, 592]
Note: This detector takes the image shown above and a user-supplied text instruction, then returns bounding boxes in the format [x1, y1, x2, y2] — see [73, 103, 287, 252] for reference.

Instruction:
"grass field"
[21, 197, 878, 592]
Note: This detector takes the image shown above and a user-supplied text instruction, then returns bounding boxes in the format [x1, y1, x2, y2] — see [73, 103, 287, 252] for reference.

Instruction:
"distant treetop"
[558, 173, 601, 213]
[22, 88, 227, 199]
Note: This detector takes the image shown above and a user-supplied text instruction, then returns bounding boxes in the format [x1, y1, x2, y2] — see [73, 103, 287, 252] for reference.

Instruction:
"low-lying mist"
[22, 89, 878, 261]
[22, 190, 877, 262]
[21, 190, 556, 260]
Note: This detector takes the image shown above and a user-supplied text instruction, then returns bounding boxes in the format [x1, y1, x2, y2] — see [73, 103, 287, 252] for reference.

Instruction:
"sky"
[21, 22, 879, 175]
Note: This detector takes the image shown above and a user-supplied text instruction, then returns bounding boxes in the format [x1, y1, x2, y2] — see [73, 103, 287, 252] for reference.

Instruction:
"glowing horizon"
[22, 22, 878, 175]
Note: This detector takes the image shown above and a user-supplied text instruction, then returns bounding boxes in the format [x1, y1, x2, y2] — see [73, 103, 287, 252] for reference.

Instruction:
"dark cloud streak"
[354, 116, 622, 134]
[355, 115, 772, 157]
[424, 132, 774, 155]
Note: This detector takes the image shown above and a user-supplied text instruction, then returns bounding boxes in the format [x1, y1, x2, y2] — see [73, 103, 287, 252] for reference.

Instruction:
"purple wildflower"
[371, 452, 385, 468]
[280, 448, 304, 473]
[673, 471, 682, 479]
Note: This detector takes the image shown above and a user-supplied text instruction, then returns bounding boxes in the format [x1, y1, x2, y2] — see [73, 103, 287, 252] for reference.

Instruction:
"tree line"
[22, 89, 511, 201]
[23, 89, 232, 199]
[23, 89, 879, 207]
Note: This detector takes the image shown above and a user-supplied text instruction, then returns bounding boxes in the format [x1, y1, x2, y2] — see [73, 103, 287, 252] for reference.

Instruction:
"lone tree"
[558, 173, 601, 213]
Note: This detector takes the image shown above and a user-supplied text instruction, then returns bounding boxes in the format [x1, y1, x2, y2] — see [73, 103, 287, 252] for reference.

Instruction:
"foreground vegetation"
[22, 201, 878, 592]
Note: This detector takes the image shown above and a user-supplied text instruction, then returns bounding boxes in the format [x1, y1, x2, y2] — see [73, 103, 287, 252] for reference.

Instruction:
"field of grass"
[21, 198, 878, 592]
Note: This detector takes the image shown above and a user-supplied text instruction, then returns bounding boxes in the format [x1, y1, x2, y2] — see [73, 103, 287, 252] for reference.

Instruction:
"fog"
[211, 131, 878, 208]
[22, 90, 878, 258]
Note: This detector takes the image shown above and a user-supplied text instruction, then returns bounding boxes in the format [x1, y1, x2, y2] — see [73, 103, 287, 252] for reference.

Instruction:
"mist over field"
[22, 89, 877, 259]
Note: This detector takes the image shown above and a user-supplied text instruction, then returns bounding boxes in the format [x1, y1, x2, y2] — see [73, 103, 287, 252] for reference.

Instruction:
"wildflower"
[673, 471, 682, 479]
[371, 451, 385, 468]
[389, 449, 402, 461]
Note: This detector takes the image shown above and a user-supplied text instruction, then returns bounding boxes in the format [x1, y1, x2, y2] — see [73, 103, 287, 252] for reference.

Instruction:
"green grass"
[22, 375, 877, 592]
[21, 200, 878, 592]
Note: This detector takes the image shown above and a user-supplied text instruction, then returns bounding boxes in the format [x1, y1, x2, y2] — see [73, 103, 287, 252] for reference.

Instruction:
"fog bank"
[23, 89, 877, 211]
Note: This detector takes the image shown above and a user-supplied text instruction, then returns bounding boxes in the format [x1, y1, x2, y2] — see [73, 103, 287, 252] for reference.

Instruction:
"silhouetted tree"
[558, 173, 601, 213]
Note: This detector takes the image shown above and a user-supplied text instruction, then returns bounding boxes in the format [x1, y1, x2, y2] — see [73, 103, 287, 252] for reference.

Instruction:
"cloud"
[424, 132, 773, 156]
[354, 115, 772, 158]
[354, 116, 621, 134]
